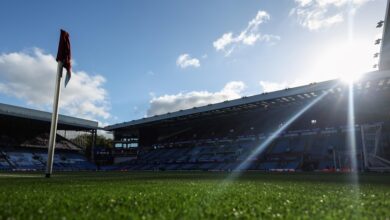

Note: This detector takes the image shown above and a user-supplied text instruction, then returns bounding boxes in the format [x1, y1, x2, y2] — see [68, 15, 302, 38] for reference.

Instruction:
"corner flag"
[56, 29, 72, 87]
[45, 29, 72, 178]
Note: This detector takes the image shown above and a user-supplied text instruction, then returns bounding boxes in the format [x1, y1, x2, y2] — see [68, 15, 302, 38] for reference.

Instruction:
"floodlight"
[377, 20, 384, 28]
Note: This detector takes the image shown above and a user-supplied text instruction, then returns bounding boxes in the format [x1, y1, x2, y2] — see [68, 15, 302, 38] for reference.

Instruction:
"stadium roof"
[106, 70, 390, 131]
[0, 103, 99, 130]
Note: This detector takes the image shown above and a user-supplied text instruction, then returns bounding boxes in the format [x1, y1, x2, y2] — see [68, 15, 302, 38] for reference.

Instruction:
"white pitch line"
[0, 173, 41, 178]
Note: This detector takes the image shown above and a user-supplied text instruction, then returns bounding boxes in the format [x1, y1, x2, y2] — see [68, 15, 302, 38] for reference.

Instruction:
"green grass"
[0, 172, 389, 219]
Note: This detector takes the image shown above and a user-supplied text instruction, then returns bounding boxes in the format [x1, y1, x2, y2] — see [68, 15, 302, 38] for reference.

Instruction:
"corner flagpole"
[45, 29, 71, 178]
[45, 61, 63, 178]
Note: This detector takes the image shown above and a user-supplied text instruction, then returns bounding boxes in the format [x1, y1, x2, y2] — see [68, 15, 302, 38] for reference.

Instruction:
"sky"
[0, 0, 387, 127]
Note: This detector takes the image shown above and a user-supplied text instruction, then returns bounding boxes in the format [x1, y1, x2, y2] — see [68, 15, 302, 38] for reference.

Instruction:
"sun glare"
[308, 40, 374, 84]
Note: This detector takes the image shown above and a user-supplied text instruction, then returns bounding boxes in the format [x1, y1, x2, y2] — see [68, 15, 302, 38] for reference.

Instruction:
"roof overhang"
[0, 103, 99, 130]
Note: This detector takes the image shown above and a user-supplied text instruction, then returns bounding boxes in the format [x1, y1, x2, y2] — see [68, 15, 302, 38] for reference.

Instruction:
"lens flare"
[346, 82, 361, 218]
[347, 83, 359, 173]
[225, 89, 332, 181]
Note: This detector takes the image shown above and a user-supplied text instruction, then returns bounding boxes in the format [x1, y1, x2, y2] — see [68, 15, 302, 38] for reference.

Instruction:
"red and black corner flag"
[56, 29, 72, 87]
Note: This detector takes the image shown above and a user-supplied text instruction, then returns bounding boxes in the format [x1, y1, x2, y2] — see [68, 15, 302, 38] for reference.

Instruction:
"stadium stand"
[105, 126, 367, 171]
[105, 70, 390, 172]
[0, 103, 98, 171]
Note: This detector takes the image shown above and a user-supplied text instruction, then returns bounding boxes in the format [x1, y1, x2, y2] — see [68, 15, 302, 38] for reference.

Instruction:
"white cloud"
[259, 80, 310, 93]
[213, 10, 280, 55]
[214, 33, 234, 51]
[259, 81, 289, 93]
[291, 0, 370, 30]
[147, 81, 246, 116]
[176, 54, 200, 69]
[0, 48, 110, 120]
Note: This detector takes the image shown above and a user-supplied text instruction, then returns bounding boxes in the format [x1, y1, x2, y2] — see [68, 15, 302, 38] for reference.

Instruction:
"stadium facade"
[0, 103, 98, 171]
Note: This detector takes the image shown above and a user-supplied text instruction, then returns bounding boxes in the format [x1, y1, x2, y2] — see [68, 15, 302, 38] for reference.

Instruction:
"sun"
[336, 43, 366, 84]
[307, 40, 375, 84]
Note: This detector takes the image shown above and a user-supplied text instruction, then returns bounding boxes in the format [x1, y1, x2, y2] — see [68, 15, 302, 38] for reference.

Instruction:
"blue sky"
[0, 0, 387, 126]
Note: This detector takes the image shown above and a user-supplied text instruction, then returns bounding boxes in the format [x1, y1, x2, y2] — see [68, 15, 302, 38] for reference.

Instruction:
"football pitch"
[0, 172, 389, 219]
